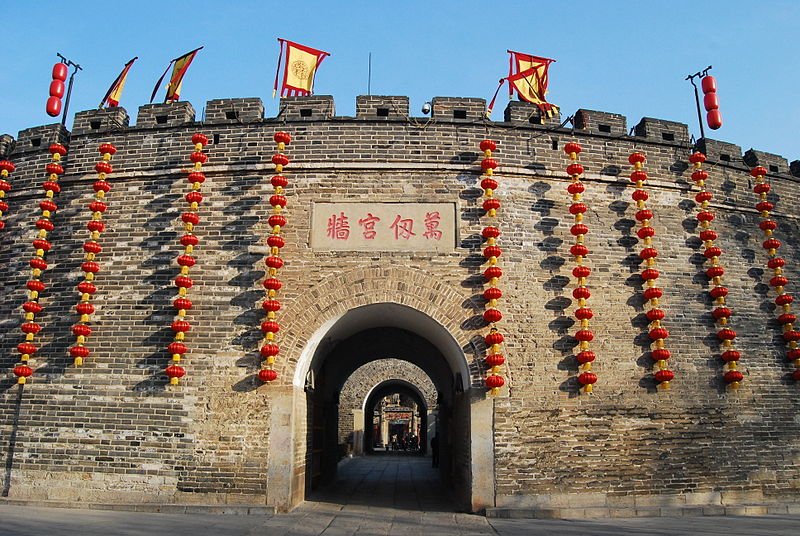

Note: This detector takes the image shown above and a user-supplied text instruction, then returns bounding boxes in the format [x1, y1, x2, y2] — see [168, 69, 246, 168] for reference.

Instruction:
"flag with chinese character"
[100, 57, 137, 108]
[273, 38, 330, 97]
[487, 50, 558, 117]
[150, 47, 203, 104]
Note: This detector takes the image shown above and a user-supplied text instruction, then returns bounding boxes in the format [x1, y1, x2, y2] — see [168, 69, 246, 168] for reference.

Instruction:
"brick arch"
[276, 265, 482, 387]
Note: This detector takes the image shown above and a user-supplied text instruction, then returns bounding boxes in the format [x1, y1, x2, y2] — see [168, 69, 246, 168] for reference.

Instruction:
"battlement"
[1, 95, 797, 173]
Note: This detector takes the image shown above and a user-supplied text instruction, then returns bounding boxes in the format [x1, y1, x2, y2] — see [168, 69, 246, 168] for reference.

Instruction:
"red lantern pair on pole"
[564, 142, 597, 393]
[750, 166, 800, 382]
[46, 62, 68, 118]
[629, 152, 674, 389]
[478, 139, 505, 395]
[13, 143, 68, 384]
[689, 152, 743, 388]
[69, 143, 117, 367]
[0, 159, 15, 231]
[165, 133, 209, 385]
[258, 131, 293, 384]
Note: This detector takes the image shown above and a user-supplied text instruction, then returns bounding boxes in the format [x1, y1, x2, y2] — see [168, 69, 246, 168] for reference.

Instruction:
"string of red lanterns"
[750, 165, 800, 382]
[69, 143, 117, 367]
[564, 142, 597, 394]
[0, 159, 16, 231]
[690, 152, 743, 388]
[629, 152, 673, 389]
[258, 131, 292, 384]
[165, 133, 209, 386]
[479, 139, 505, 396]
[13, 143, 68, 384]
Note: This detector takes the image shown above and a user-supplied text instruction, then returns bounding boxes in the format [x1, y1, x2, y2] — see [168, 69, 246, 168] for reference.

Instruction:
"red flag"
[99, 57, 137, 108]
[273, 38, 330, 97]
[150, 47, 203, 104]
[487, 50, 558, 117]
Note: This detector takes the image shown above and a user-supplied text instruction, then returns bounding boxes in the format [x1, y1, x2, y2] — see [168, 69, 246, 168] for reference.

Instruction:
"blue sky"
[2, 0, 798, 161]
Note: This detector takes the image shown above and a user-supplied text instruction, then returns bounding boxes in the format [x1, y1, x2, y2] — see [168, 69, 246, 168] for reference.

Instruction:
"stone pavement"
[0, 455, 798, 535]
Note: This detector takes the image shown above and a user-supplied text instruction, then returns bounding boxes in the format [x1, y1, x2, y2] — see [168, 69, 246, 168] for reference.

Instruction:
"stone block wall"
[0, 96, 799, 513]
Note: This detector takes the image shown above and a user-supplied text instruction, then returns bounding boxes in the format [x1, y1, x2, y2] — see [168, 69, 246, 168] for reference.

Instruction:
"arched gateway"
[265, 267, 495, 511]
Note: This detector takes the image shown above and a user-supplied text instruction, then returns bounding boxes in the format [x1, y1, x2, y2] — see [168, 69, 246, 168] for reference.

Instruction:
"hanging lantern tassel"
[629, 152, 674, 390]
[259, 131, 292, 384]
[0, 159, 17, 231]
[564, 142, 598, 394]
[165, 133, 208, 385]
[70, 143, 117, 367]
[750, 165, 799, 382]
[478, 139, 505, 396]
[13, 143, 68, 384]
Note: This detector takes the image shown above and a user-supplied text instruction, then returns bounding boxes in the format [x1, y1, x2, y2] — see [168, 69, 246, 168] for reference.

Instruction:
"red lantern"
[576, 350, 596, 364]
[270, 195, 287, 208]
[76, 302, 95, 315]
[753, 183, 771, 194]
[778, 313, 797, 325]
[43, 182, 61, 194]
[83, 241, 102, 254]
[21, 322, 42, 334]
[566, 163, 584, 176]
[23, 301, 43, 314]
[263, 278, 282, 290]
[86, 220, 105, 233]
[190, 152, 208, 164]
[485, 354, 505, 367]
[268, 214, 287, 228]
[654, 369, 674, 383]
[776, 294, 794, 306]
[691, 170, 709, 182]
[18, 342, 37, 355]
[483, 309, 502, 323]
[628, 153, 646, 165]
[575, 329, 594, 342]
[572, 265, 591, 278]
[767, 257, 785, 269]
[792, 370, 800, 382]
[30, 258, 48, 270]
[635, 209, 653, 222]
[578, 372, 597, 385]
[646, 308, 665, 322]
[485, 331, 505, 346]
[575, 307, 593, 320]
[261, 321, 281, 333]
[274, 131, 292, 145]
[81, 261, 100, 274]
[39, 200, 57, 212]
[563, 142, 582, 155]
[266, 256, 284, 269]
[27, 280, 46, 292]
[77, 281, 97, 294]
[185, 191, 203, 204]
[171, 320, 191, 333]
[706, 266, 725, 278]
[709, 286, 728, 299]
[639, 247, 658, 260]
[699, 229, 718, 242]
[632, 189, 649, 202]
[98, 143, 117, 155]
[637, 226, 655, 239]
[649, 327, 669, 340]
[641, 268, 660, 281]
[721, 350, 741, 362]
[482, 226, 500, 239]
[272, 175, 288, 188]
[177, 255, 196, 267]
[573, 287, 591, 300]
[262, 299, 281, 312]
[188, 172, 206, 184]
[707, 110, 723, 130]
[13, 364, 34, 380]
[570, 244, 589, 257]
[95, 161, 113, 174]
[175, 276, 193, 289]
[168, 342, 188, 355]
[479, 139, 496, 152]
[483, 198, 501, 212]
[723, 370, 744, 384]
[481, 177, 498, 191]
[484, 266, 503, 281]
[567, 182, 585, 195]
[717, 328, 737, 340]
[93, 181, 111, 193]
[783, 331, 800, 342]
[173, 298, 193, 310]
[483, 245, 502, 259]
[570, 224, 589, 236]
[0, 160, 16, 173]
[703, 246, 723, 259]
[712, 307, 733, 320]
[485, 374, 505, 389]
[630, 170, 648, 183]
[750, 166, 768, 178]
[69, 345, 90, 358]
[569, 202, 588, 215]
[192, 133, 209, 146]
[181, 212, 200, 225]
[49, 144, 67, 156]
[258, 368, 278, 382]
[272, 154, 289, 166]
[71, 324, 92, 337]
[166, 364, 186, 379]
[481, 158, 498, 170]
[695, 191, 713, 203]
[689, 152, 706, 164]
[756, 201, 774, 213]
[763, 238, 782, 250]
[483, 287, 502, 301]
[770, 276, 789, 288]
[260, 343, 280, 357]
[180, 234, 199, 247]
[651, 348, 671, 361]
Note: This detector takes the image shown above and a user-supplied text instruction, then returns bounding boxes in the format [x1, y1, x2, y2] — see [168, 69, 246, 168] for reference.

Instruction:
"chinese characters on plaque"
[311, 203, 456, 252]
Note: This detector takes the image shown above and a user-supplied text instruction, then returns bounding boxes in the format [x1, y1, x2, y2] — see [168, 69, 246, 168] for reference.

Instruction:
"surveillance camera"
[421, 102, 431, 115]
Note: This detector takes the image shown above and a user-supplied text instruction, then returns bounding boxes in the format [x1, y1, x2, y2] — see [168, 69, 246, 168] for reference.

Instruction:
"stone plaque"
[311, 202, 456, 252]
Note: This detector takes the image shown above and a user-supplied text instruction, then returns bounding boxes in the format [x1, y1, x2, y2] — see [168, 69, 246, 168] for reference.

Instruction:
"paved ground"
[1, 455, 798, 535]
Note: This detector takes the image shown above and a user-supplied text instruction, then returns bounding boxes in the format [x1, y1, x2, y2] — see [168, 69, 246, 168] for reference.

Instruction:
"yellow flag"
[274, 39, 330, 97]
[101, 57, 137, 108]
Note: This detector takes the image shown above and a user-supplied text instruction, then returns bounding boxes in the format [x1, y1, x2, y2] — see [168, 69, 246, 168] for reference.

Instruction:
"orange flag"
[100, 57, 137, 108]
[150, 47, 203, 103]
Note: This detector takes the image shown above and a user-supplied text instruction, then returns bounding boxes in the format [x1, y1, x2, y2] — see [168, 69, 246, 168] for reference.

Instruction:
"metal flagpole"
[685, 65, 712, 143]
[56, 53, 82, 128]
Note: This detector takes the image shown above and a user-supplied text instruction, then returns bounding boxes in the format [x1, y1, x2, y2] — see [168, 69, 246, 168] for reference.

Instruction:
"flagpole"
[685, 66, 711, 143]
[56, 53, 81, 128]
[368, 52, 372, 96]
